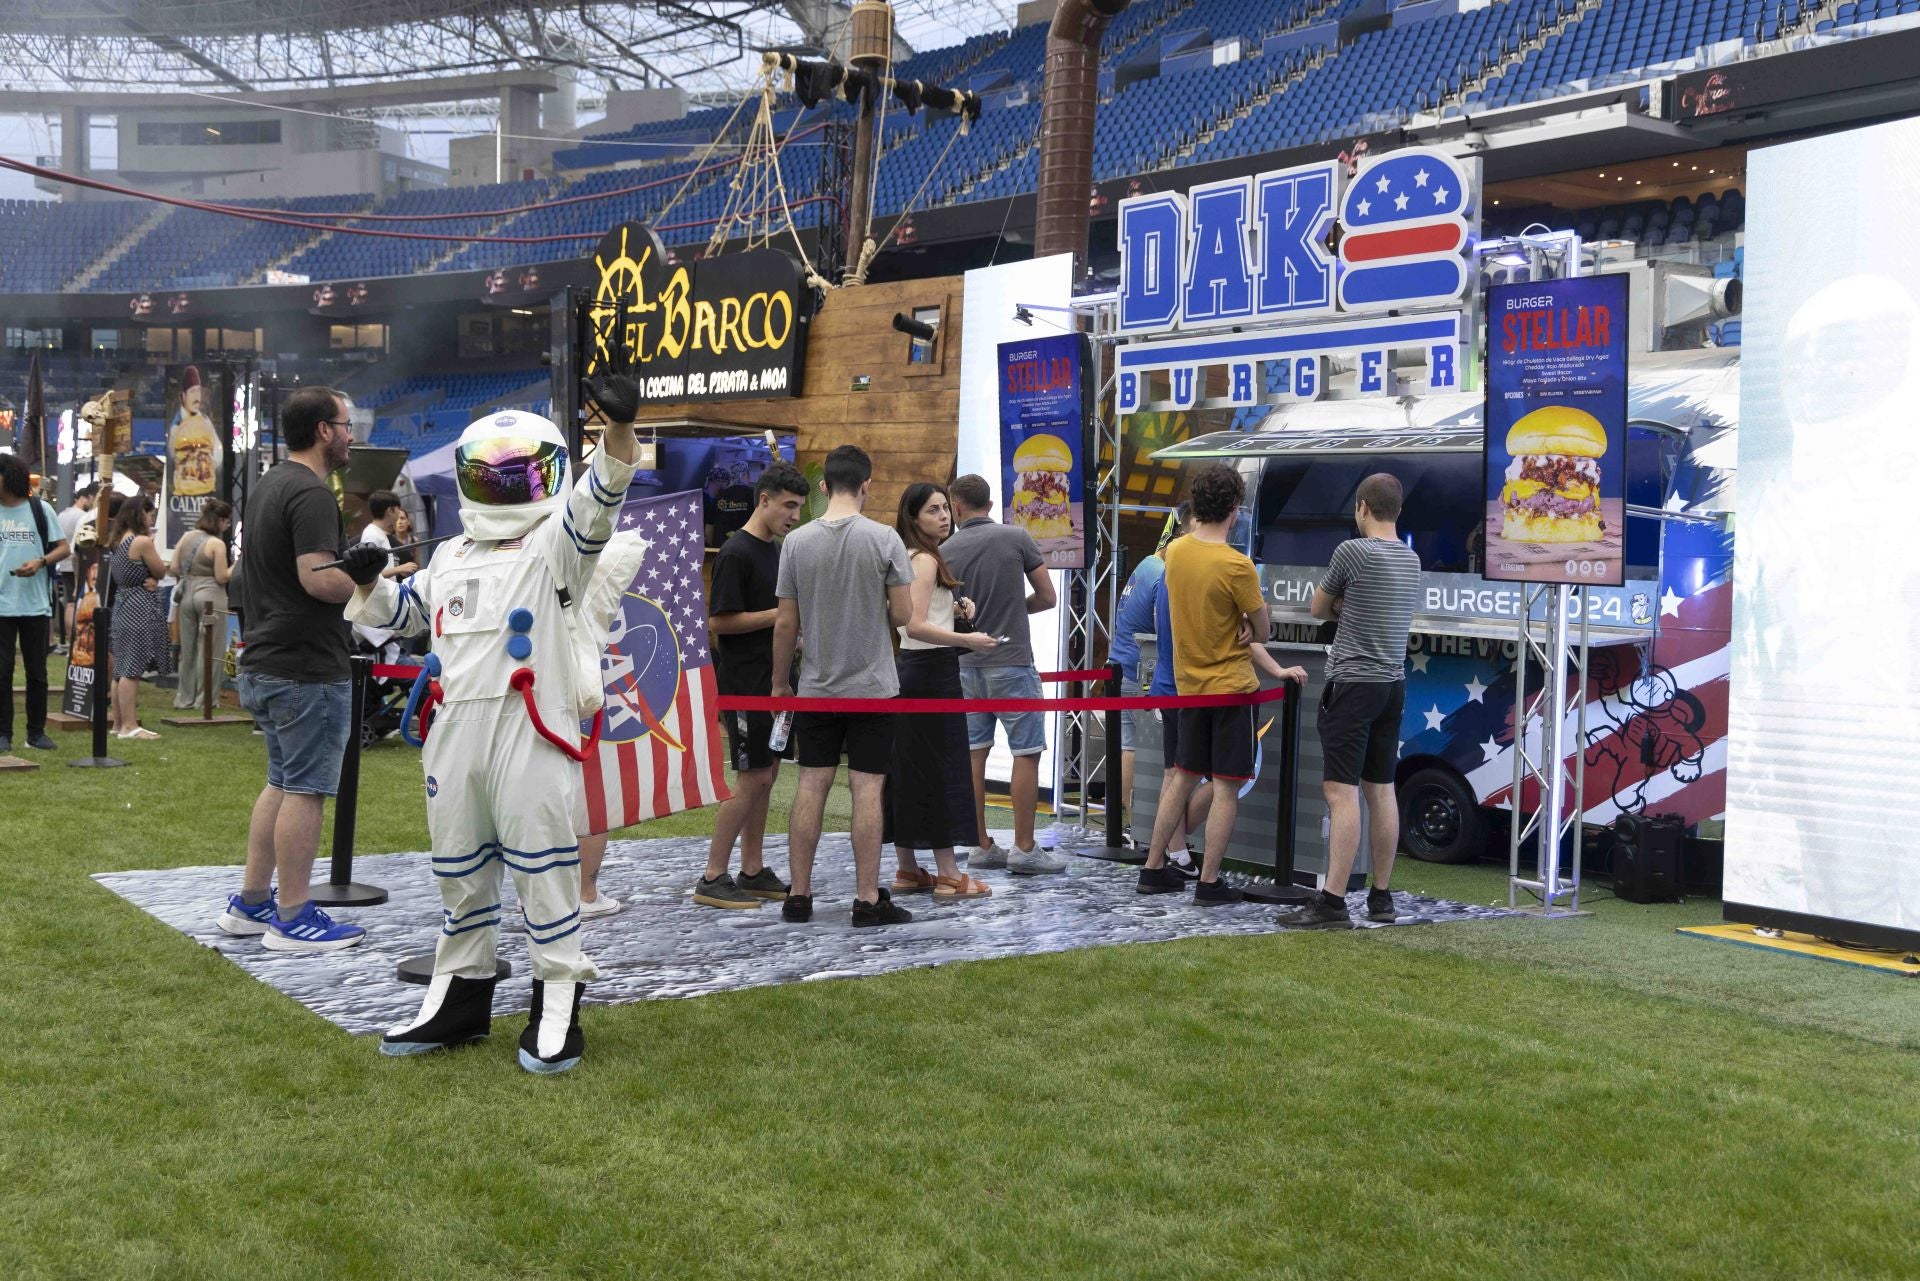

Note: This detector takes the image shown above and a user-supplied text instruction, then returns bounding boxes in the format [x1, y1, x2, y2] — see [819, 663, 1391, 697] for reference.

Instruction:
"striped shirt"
[1322, 537, 1421, 683]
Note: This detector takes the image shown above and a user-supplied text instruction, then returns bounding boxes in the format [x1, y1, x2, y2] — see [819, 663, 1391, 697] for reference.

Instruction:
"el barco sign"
[1115, 147, 1479, 416]
[586, 221, 808, 405]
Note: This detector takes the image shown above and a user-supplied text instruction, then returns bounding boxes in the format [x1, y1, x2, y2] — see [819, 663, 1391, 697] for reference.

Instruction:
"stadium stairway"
[1457, 0, 1604, 108]
[66, 205, 171, 292]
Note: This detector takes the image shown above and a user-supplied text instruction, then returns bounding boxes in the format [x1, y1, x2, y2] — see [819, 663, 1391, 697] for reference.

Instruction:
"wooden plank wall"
[635, 275, 964, 525]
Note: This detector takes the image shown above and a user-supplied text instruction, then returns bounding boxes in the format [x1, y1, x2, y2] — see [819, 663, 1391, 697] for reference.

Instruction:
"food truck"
[1135, 348, 1736, 870]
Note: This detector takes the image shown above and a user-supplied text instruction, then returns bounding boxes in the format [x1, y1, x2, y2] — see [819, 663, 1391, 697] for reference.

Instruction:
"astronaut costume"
[346, 400, 636, 1073]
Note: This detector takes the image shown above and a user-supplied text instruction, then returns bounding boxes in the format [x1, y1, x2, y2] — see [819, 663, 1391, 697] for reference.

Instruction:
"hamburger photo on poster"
[997, 333, 1087, 569]
[1483, 274, 1629, 587]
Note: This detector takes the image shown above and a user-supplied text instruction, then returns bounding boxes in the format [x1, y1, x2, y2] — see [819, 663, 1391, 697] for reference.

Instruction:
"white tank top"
[900, 553, 956, 651]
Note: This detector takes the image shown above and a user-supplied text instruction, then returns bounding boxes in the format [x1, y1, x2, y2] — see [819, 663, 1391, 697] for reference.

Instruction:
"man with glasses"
[217, 387, 372, 954]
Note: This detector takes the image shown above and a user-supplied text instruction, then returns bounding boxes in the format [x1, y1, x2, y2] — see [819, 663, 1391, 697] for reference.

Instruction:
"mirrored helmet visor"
[455, 437, 567, 507]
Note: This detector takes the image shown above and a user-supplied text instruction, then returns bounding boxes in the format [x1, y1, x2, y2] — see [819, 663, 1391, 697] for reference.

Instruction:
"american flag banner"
[580, 488, 731, 834]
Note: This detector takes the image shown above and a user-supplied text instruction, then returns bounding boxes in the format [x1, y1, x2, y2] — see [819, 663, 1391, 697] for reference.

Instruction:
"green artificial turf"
[3, 675, 1918, 1279]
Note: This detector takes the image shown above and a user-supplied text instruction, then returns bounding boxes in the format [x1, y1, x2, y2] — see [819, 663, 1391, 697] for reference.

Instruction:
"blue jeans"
[1120, 675, 1142, 752]
[239, 671, 351, 797]
[960, 664, 1045, 757]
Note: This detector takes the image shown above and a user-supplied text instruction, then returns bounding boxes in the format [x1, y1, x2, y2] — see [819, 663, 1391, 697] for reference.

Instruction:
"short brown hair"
[281, 386, 344, 452]
[949, 473, 991, 512]
[1356, 473, 1403, 522]
[1187, 464, 1244, 525]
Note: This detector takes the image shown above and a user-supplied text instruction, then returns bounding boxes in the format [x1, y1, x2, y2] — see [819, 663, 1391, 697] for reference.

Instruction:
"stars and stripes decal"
[580, 489, 731, 833]
[1337, 149, 1475, 311]
[1400, 577, 1732, 828]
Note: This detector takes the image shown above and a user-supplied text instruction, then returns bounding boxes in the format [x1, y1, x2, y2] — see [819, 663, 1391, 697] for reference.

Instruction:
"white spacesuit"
[347, 399, 637, 1074]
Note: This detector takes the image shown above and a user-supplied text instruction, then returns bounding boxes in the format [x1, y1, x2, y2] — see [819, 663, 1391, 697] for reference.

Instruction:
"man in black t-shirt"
[216, 386, 386, 954]
[696, 461, 810, 909]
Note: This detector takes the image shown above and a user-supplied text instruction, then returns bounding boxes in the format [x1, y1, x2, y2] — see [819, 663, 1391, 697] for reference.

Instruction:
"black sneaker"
[25, 732, 57, 751]
[782, 893, 813, 923]
[1167, 848, 1202, 880]
[1277, 891, 1354, 930]
[1193, 877, 1244, 907]
[0, 735, 11, 755]
[1366, 887, 1397, 922]
[693, 874, 761, 910]
[736, 868, 790, 901]
[852, 887, 913, 927]
[1136, 864, 1189, 895]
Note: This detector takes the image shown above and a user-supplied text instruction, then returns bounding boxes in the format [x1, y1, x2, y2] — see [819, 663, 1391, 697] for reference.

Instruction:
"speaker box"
[1612, 813, 1684, 903]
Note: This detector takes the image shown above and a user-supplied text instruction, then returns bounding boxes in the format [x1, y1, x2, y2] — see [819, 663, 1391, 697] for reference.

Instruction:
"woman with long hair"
[105, 494, 169, 739]
[887, 482, 1000, 901]
[169, 499, 233, 710]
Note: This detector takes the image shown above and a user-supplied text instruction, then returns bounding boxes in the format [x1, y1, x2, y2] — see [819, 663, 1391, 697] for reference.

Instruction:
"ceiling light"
[1597, 171, 1605, 177]
[1672, 161, 1680, 167]
[1690, 165, 1698, 171]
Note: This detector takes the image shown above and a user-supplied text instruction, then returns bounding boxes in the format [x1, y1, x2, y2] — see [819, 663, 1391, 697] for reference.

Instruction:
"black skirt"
[884, 646, 980, 851]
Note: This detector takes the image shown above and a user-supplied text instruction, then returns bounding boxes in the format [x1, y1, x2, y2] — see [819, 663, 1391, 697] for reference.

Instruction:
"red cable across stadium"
[0, 154, 840, 244]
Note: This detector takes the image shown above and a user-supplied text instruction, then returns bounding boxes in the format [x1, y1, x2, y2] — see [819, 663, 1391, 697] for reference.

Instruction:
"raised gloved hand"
[583, 373, 641, 425]
[340, 543, 389, 586]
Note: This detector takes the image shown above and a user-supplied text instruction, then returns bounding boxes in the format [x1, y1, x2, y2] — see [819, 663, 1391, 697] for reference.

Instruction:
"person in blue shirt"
[1133, 507, 1206, 873]
[0, 453, 69, 754]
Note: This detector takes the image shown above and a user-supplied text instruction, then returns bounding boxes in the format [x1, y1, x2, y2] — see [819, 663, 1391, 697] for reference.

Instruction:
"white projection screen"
[1726, 117, 1920, 947]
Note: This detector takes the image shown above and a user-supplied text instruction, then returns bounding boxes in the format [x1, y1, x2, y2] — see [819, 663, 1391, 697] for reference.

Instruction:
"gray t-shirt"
[775, 513, 914, 698]
[1321, 536, 1421, 683]
[944, 516, 1044, 669]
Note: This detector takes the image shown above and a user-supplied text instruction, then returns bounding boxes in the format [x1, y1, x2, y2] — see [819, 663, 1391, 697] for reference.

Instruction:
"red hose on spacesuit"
[508, 669, 604, 763]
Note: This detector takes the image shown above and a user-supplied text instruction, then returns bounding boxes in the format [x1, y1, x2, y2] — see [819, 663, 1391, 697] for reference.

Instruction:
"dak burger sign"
[585, 221, 809, 405]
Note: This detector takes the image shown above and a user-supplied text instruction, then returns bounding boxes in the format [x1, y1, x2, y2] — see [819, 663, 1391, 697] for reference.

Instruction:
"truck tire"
[1399, 766, 1486, 864]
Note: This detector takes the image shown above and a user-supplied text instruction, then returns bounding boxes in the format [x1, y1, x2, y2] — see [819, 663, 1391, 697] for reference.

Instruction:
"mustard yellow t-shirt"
[1164, 536, 1265, 694]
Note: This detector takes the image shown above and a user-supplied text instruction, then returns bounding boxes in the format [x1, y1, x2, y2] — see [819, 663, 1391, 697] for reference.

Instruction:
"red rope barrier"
[716, 687, 1289, 715]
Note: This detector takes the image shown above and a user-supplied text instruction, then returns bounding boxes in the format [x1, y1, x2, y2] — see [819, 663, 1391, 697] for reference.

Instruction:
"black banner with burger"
[582, 221, 810, 406]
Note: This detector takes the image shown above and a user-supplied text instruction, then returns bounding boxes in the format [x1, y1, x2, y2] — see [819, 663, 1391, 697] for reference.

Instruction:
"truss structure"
[0, 1, 1017, 97]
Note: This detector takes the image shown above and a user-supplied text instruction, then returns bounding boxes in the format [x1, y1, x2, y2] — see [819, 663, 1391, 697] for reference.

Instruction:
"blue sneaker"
[217, 891, 278, 937]
[262, 900, 367, 953]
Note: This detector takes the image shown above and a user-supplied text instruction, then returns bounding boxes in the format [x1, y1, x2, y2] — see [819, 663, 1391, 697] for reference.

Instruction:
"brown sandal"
[934, 873, 993, 901]
[891, 866, 939, 894]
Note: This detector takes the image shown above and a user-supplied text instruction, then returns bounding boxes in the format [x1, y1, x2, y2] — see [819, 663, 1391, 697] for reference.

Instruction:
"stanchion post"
[200, 617, 215, 720]
[70, 567, 126, 769]
[1241, 681, 1314, 904]
[1103, 666, 1124, 849]
[308, 653, 388, 907]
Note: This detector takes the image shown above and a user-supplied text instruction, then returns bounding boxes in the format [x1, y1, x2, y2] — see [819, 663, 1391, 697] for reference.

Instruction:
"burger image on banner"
[1499, 405, 1606, 543]
[1010, 434, 1074, 542]
[169, 366, 219, 499]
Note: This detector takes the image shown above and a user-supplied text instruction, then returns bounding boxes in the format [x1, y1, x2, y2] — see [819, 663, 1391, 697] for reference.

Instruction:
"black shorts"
[794, 711, 895, 775]
[1173, 704, 1257, 782]
[1317, 679, 1405, 786]
[1158, 705, 1203, 781]
[723, 709, 791, 773]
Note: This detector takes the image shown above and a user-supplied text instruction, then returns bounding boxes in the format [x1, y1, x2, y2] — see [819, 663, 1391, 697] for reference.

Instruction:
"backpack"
[23, 498, 54, 581]
[541, 528, 650, 724]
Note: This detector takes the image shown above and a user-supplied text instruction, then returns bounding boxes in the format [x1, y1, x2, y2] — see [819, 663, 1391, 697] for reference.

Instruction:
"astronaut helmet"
[453, 409, 570, 542]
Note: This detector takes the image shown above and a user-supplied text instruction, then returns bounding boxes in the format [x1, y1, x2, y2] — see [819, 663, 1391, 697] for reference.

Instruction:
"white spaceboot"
[380, 974, 499, 1056]
[518, 979, 585, 1075]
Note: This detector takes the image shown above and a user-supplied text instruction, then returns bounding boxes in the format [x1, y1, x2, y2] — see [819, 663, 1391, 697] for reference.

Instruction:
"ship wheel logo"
[588, 221, 671, 375]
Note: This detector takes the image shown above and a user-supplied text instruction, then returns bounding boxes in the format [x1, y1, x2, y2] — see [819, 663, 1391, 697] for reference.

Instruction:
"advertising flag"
[579, 488, 732, 832]
[1482, 274, 1630, 587]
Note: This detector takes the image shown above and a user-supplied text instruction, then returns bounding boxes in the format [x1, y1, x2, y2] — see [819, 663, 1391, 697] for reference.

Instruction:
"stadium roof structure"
[0, 0, 1016, 98]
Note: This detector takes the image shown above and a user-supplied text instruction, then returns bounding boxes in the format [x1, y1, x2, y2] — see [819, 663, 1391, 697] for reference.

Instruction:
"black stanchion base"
[1240, 882, 1320, 905]
[1075, 843, 1148, 865]
[68, 755, 129, 769]
[308, 881, 390, 908]
[396, 952, 511, 985]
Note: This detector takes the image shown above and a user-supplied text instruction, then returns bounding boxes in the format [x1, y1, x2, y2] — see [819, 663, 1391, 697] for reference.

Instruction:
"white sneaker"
[969, 841, 1009, 869]
[1008, 844, 1070, 875]
[579, 893, 623, 919]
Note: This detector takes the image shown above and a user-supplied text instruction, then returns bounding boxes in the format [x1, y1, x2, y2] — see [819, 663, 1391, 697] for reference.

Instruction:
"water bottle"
[767, 710, 794, 753]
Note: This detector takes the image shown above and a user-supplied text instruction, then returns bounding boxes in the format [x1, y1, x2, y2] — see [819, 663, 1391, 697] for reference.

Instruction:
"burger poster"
[997, 333, 1088, 569]
[1483, 274, 1629, 587]
[164, 364, 221, 549]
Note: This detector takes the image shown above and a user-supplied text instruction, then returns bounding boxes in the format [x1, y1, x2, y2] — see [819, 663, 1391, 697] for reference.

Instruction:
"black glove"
[340, 543, 388, 586]
[583, 373, 640, 425]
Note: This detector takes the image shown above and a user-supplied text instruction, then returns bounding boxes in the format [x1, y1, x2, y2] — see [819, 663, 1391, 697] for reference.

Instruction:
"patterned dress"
[109, 536, 172, 679]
